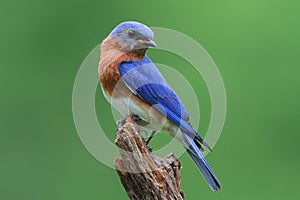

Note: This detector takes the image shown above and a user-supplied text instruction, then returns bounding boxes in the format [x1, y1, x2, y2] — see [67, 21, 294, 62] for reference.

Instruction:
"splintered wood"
[114, 115, 184, 200]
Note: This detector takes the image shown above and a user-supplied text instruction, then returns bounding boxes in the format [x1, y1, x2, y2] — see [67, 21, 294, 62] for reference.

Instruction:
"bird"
[98, 21, 221, 192]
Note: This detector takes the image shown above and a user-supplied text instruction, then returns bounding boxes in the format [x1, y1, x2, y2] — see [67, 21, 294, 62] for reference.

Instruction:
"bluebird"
[98, 21, 221, 192]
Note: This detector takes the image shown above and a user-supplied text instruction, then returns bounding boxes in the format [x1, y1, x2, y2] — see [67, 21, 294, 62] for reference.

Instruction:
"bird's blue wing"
[118, 56, 189, 123]
[118, 56, 212, 150]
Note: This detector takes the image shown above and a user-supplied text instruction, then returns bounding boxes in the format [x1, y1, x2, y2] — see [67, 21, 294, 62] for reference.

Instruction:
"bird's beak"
[137, 39, 157, 48]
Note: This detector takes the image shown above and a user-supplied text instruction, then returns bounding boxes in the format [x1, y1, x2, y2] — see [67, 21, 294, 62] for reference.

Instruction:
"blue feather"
[118, 56, 189, 122]
[184, 134, 221, 191]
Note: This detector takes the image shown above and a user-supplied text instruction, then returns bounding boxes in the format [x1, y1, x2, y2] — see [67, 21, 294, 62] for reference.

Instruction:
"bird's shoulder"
[118, 56, 152, 74]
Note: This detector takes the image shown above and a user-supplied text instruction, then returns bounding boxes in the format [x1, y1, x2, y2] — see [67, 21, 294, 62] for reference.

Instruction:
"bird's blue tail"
[184, 134, 221, 192]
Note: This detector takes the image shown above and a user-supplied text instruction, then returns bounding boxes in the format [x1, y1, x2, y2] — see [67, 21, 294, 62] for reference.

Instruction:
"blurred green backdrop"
[1, 0, 300, 199]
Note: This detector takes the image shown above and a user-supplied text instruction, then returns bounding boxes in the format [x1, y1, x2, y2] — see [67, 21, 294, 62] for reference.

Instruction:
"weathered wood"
[114, 115, 184, 200]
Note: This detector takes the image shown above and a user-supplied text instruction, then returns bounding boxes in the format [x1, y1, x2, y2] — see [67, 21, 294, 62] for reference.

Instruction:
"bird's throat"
[127, 49, 147, 60]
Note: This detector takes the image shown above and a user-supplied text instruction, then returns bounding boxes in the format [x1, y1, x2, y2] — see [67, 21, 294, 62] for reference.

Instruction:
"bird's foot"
[119, 115, 155, 151]
[145, 130, 156, 145]
[116, 117, 127, 127]
[117, 114, 140, 127]
[115, 117, 127, 134]
[131, 115, 150, 138]
[138, 127, 148, 136]
[134, 124, 153, 152]
[131, 115, 156, 151]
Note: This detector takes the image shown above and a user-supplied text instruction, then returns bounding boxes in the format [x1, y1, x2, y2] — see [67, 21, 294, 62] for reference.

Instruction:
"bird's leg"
[115, 115, 133, 133]
[144, 131, 156, 152]
[131, 115, 157, 152]
[115, 114, 142, 133]
[137, 127, 149, 137]
[116, 118, 126, 127]
[131, 115, 149, 136]
[145, 130, 156, 145]
[115, 118, 126, 134]
[131, 115, 148, 134]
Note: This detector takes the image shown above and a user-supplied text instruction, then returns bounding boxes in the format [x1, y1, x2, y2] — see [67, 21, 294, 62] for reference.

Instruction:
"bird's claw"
[116, 115, 155, 152]
[116, 118, 126, 127]
[139, 127, 148, 135]
[115, 117, 127, 134]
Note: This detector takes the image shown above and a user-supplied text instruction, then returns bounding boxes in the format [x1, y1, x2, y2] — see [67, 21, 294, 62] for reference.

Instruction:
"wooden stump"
[114, 115, 184, 200]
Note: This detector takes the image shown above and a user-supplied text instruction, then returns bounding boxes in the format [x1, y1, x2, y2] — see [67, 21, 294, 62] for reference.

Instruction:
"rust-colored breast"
[98, 36, 146, 97]
[99, 55, 128, 96]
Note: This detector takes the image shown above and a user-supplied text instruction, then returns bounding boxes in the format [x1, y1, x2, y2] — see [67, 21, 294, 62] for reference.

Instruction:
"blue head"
[110, 21, 156, 51]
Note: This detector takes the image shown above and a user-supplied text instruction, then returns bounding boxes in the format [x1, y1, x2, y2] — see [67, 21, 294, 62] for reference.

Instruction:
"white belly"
[102, 90, 187, 146]
[103, 91, 167, 131]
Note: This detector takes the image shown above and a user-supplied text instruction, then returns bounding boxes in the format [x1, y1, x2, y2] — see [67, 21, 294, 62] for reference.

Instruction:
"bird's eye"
[128, 29, 136, 37]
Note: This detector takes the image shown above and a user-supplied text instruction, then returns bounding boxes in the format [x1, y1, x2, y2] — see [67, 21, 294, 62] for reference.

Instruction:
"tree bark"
[114, 115, 184, 200]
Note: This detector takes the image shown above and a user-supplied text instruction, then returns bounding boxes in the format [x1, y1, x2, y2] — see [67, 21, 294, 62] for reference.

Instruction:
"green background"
[1, 0, 300, 199]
